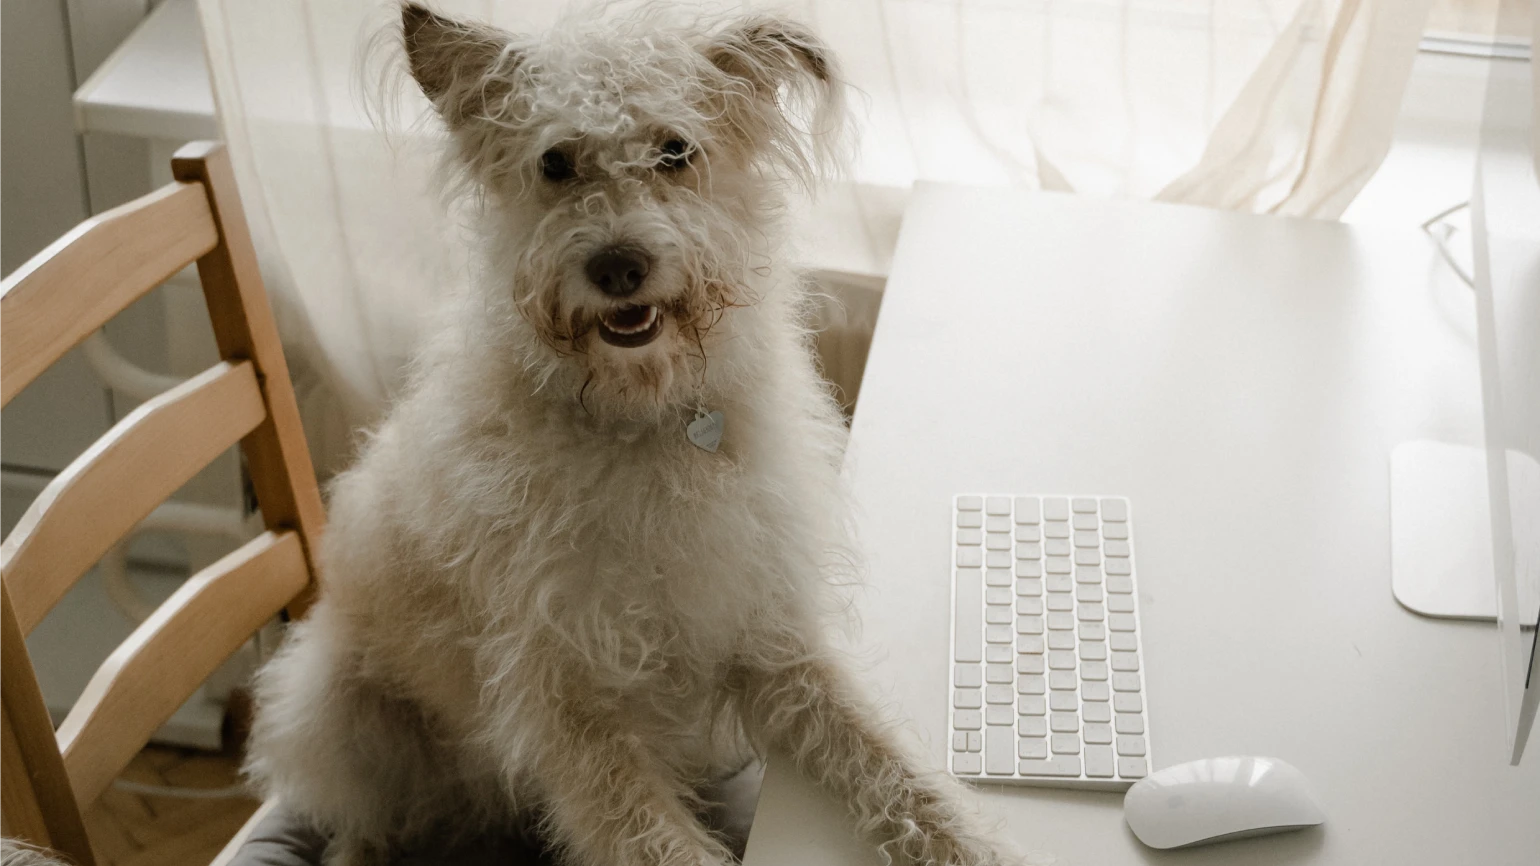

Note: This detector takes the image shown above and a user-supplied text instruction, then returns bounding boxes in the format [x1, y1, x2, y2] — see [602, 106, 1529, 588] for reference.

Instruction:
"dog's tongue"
[602, 305, 656, 334]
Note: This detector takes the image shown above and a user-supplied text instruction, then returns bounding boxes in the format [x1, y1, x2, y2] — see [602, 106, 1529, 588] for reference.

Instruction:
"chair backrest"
[0, 142, 326, 865]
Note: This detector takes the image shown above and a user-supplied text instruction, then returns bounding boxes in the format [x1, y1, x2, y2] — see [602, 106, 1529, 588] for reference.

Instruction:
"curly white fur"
[245, 4, 1008, 865]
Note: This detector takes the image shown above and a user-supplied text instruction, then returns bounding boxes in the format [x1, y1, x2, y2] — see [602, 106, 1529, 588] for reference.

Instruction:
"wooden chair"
[0, 142, 325, 865]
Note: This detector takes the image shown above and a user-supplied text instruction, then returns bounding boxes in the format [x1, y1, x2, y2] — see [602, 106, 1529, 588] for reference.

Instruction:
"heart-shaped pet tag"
[687, 410, 725, 453]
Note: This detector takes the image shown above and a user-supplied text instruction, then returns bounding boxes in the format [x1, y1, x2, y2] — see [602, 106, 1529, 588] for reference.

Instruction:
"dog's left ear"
[402, 2, 523, 130]
[702, 15, 847, 180]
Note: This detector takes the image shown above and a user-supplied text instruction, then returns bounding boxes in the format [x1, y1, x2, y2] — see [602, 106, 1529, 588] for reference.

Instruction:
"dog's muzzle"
[598, 304, 662, 347]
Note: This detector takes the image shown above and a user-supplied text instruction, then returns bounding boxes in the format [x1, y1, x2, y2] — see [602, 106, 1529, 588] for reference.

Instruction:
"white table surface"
[742, 183, 1540, 866]
[73, 0, 215, 141]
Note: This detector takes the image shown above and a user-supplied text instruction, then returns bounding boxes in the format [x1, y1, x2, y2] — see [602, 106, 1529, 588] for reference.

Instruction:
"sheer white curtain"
[195, 0, 1433, 469]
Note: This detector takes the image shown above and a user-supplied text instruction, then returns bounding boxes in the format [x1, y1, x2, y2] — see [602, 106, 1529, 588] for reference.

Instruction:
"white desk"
[742, 183, 1540, 865]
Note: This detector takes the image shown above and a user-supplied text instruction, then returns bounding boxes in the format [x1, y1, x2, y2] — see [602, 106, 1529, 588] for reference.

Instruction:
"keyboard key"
[986, 534, 1011, 550]
[1107, 576, 1133, 594]
[987, 551, 1012, 568]
[1112, 673, 1141, 693]
[986, 606, 1012, 625]
[1018, 696, 1046, 716]
[985, 587, 1010, 606]
[1102, 522, 1129, 540]
[1016, 614, 1044, 634]
[986, 727, 1015, 774]
[1015, 525, 1042, 543]
[986, 706, 1014, 726]
[1074, 549, 1101, 566]
[958, 496, 983, 511]
[1081, 662, 1109, 681]
[1016, 578, 1043, 597]
[1018, 675, 1046, 695]
[986, 569, 1012, 586]
[986, 515, 1011, 533]
[1117, 736, 1147, 757]
[1114, 693, 1144, 713]
[1106, 558, 1132, 576]
[958, 511, 983, 528]
[1110, 633, 1137, 652]
[1046, 573, 1073, 593]
[1076, 584, 1104, 603]
[1111, 652, 1140, 672]
[1047, 631, 1074, 650]
[1105, 540, 1130, 557]
[1051, 734, 1081, 754]
[953, 732, 968, 752]
[1047, 593, 1073, 611]
[1109, 612, 1136, 632]
[1018, 717, 1047, 737]
[986, 625, 1012, 643]
[1107, 595, 1135, 613]
[957, 548, 983, 568]
[955, 689, 982, 709]
[1018, 635, 1045, 655]
[1047, 611, 1075, 630]
[1014, 497, 1041, 524]
[954, 709, 983, 730]
[1073, 530, 1100, 548]
[1118, 757, 1148, 779]
[1079, 641, 1107, 661]
[1017, 543, 1042, 560]
[1081, 681, 1110, 701]
[1046, 558, 1071, 574]
[985, 685, 1013, 704]
[1049, 670, 1077, 691]
[954, 569, 982, 662]
[1046, 538, 1071, 556]
[1116, 714, 1144, 734]
[985, 664, 1012, 683]
[1050, 713, 1079, 733]
[1020, 756, 1081, 777]
[986, 497, 1011, 515]
[1079, 622, 1106, 641]
[955, 665, 982, 688]
[1072, 498, 1098, 514]
[1044, 498, 1069, 520]
[1073, 514, 1098, 531]
[953, 753, 982, 774]
[1078, 603, 1105, 622]
[1083, 702, 1111, 723]
[1084, 723, 1113, 744]
[957, 529, 982, 546]
[1099, 499, 1127, 521]
[1044, 521, 1070, 539]
[1048, 651, 1076, 670]
[1016, 598, 1044, 617]
[986, 645, 1012, 663]
[1085, 745, 1115, 778]
[966, 731, 983, 752]
[1018, 738, 1048, 759]
[1075, 565, 1102, 584]
[1015, 560, 1043, 579]
[1049, 691, 1077, 712]
[1016, 654, 1045, 674]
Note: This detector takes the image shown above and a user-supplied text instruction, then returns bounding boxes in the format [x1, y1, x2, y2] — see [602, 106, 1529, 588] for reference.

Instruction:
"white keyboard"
[949, 495, 1152, 790]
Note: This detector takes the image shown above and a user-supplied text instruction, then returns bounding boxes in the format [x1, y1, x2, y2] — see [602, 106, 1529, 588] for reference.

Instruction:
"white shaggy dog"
[245, 3, 1006, 865]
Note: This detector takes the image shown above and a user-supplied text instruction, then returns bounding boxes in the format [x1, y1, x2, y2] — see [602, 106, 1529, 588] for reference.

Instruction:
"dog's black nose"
[585, 247, 650, 297]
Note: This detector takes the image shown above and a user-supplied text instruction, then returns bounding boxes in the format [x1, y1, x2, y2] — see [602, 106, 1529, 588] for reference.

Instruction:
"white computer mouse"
[1123, 756, 1325, 849]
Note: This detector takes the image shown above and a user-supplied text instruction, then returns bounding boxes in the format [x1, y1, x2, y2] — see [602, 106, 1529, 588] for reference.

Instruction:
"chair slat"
[0, 182, 218, 407]
[57, 531, 308, 808]
[1, 361, 266, 634]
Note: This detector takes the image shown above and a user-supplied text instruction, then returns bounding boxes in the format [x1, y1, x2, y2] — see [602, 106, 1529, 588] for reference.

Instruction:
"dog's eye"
[540, 150, 575, 182]
[658, 138, 693, 171]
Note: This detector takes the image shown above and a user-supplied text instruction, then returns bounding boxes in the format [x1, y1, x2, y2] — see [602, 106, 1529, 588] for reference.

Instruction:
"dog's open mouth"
[597, 304, 662, 348]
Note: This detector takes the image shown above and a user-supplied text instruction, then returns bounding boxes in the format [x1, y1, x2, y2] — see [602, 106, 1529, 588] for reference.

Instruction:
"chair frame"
[0, 142, 325, 865]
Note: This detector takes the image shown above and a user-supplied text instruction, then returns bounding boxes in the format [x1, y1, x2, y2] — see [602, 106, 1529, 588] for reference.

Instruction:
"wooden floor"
[83, 746, 258, 866]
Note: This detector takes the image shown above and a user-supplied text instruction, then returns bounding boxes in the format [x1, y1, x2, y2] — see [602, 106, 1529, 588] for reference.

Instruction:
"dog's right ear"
[401, 2, 523, 130]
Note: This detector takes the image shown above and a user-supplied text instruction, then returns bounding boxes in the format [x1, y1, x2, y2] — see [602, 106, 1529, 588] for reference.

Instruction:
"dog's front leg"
[518, 703, 735, 866]
[734, 643, 1008, 866]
